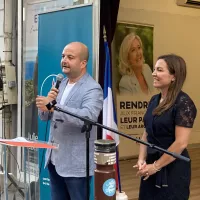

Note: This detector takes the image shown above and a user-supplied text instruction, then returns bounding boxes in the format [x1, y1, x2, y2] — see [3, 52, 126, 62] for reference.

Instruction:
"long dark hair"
[153, 54, 187, 115]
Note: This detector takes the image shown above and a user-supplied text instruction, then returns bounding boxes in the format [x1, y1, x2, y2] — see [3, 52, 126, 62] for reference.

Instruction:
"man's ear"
[81, 60, 87, 68]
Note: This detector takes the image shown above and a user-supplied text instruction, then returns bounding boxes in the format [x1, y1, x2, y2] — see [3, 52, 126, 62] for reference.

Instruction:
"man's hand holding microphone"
[36, 73, 63, 111]
[36, 87, 59, 112]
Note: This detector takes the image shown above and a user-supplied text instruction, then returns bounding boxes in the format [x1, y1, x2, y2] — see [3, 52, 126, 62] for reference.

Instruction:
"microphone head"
[56, 74, 64, 82]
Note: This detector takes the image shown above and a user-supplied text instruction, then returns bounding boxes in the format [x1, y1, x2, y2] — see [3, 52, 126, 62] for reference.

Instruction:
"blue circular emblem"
[102, 178, 116, 197]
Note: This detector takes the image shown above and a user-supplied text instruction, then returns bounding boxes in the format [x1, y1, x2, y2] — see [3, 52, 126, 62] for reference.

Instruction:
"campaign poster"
[112, 22, 155, 157]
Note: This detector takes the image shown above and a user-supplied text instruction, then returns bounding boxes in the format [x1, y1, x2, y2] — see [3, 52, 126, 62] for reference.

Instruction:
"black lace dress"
[139, 91, 197, 200]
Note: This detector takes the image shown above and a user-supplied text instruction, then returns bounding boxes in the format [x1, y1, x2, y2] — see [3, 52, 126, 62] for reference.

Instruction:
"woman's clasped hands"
[133, 160, 157, 181]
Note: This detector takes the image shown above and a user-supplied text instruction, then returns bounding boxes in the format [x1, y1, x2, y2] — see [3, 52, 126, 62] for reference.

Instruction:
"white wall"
[120, 0, 200, 17]
[117, 0, 200, 157]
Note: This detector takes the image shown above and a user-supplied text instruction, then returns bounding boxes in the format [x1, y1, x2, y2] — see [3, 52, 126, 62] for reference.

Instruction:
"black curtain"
[97, 0, 120, 139]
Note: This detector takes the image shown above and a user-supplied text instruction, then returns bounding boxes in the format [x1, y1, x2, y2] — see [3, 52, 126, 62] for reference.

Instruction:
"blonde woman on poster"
[118, 33, 154, 95]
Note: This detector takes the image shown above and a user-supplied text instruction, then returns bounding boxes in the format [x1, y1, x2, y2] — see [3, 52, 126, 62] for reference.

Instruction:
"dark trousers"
[48, 162, 90, 200]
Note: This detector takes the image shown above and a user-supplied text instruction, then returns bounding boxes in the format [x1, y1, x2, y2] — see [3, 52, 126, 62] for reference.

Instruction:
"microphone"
[45, 74, 64, 110]
[54, 73, 64, 89]
[40, 73, 64, 96]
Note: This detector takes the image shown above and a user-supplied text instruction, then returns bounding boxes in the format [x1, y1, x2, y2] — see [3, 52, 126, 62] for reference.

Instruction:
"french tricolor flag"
[103, 38, 121, 191]
[102, 42, 119, 145]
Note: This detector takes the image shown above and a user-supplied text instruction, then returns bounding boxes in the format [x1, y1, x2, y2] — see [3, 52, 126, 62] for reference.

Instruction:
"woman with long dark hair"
[134, 54, 197, 200]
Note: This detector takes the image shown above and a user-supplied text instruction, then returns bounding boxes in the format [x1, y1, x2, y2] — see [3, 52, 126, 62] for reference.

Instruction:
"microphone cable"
[38, 74, 56, 176]
[38, 73, 63, 174]
[39, 112, 51, 176]
[38, 73, 63, 176]
[38, 73, 57, 175]
[40, 74, 60, 96]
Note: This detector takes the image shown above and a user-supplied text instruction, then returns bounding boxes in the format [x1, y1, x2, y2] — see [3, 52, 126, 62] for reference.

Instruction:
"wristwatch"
[46, 100, 57, 110]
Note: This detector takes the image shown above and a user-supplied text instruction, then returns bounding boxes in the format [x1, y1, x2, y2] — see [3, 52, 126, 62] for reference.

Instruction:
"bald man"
[36, 42, 103, 200]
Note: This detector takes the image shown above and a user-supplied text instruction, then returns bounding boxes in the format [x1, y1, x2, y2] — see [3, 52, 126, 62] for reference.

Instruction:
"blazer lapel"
[64, 73, 89, 104]
[56, 78, 68, 103]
